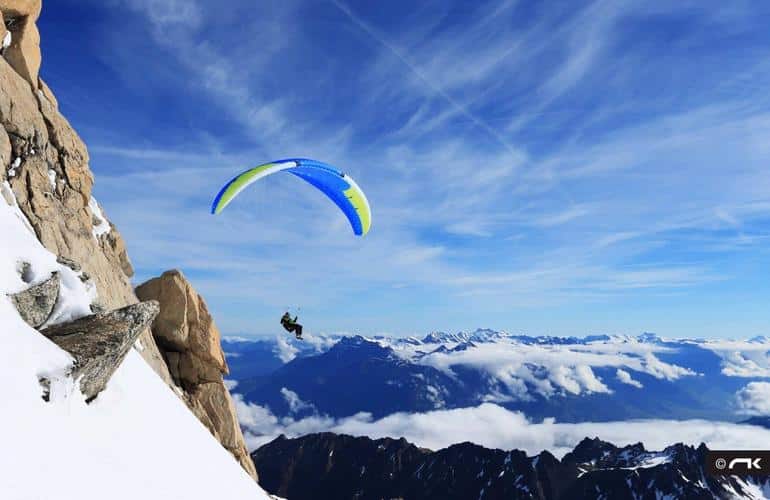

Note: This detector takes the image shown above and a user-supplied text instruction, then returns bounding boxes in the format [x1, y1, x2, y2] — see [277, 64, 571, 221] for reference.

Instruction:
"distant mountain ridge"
[741, 416, 770, 429]
[253, 432, 770, 499]
[227, 330, 770, 422]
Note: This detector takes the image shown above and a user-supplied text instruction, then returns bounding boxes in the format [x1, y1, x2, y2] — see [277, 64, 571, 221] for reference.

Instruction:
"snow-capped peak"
[422, 331, 471, 344]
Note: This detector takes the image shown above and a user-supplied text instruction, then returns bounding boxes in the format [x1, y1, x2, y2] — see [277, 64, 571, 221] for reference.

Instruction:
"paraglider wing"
[211, 161, 296, 215]
[210, 158, 371, 236]
[286, 159, 371, 236]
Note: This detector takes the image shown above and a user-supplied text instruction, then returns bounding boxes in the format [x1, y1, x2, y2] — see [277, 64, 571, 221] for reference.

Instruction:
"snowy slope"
[0, 185, 270, 498]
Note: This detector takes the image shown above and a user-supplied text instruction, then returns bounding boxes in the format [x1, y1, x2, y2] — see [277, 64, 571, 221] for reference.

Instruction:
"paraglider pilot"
[281, 312, 303, 339]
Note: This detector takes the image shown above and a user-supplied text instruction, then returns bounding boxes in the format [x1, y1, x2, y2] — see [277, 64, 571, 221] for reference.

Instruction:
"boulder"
[41, 301, 159, 401]
[9, 271, 59, 327]
[136, 269, 227, 386]
[136, 270, 257, 480]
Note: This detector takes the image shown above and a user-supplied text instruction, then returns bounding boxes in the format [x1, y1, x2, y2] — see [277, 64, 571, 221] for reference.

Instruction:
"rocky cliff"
[0, 0, 171, 384]
[1, 0, 255, 481]
[137, 270, 258, 478]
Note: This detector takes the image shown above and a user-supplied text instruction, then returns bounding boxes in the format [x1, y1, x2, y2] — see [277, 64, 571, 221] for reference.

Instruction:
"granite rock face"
[136, 270, 227, 387]
[0, 0, 42, 87]
[137, 270, 258, 479]
[0, 3, 172, 385]
[41, 301, 160, 402]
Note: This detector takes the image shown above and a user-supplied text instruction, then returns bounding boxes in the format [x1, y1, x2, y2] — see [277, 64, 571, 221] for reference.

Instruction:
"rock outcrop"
[0, 0, 41, 88]
[0, 0, 172, 385]
[136, 270, 227, 387]
[41, 301, 159, 402]
[9, 270, 58, 327]
[136, 270, 258, 479]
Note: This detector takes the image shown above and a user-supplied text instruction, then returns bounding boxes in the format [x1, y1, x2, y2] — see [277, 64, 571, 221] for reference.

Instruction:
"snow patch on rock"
[8, 156, 21, 177]
[88, 196, 111, 238]
[47, 169, 56, 189]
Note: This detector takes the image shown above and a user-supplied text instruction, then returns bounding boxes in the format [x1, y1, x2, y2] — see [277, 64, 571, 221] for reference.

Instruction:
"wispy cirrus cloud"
[122, 0, 202, 28]
[47, 0, 770, 336]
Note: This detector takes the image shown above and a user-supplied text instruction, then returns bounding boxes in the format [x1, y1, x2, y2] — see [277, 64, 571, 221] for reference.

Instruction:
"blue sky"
[38, 0, 770, 338]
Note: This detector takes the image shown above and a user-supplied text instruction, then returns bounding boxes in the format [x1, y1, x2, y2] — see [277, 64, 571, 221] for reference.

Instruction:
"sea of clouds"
[230, 383, 770, 458]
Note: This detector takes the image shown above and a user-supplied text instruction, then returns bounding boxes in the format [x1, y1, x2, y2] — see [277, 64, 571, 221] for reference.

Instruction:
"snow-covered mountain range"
[225, 330, 770, 423]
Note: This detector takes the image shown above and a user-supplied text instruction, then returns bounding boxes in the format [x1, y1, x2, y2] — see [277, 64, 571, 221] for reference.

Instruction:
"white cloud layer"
[390, 337, 695, 400]
[234, 398, 770, 459]
[697, 340, 770, 377]
[735, 382, 770, 416]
